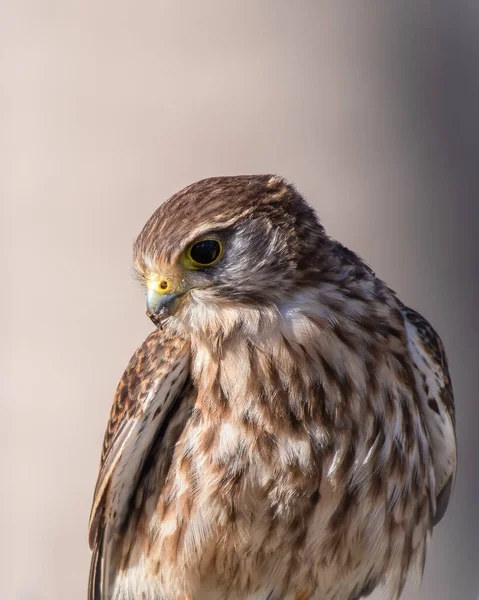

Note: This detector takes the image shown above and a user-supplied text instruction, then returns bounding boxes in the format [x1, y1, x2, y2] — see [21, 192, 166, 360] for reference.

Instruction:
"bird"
[88, 175, 457, 600]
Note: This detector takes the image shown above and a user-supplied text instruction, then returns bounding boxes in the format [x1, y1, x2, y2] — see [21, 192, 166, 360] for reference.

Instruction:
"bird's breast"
[114, 327, 435, 600]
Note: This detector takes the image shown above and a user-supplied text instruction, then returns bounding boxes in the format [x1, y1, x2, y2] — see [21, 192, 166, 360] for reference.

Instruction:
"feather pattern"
[88, 175, 457, 600]
[88, 329, 190, 600]
[401, 306, 457, 524]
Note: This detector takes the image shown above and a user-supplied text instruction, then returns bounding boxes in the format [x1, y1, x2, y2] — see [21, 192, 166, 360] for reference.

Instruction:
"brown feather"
[89, 175, 456, 600]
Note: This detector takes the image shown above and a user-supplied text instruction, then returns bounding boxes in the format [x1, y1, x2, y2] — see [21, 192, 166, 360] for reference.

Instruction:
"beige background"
[2, 2, 478, 599]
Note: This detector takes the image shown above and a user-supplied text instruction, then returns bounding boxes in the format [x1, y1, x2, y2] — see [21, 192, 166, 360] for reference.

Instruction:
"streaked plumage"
[88, 175, 456, 600]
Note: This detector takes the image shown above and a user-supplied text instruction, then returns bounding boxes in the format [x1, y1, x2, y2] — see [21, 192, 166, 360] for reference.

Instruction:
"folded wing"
[402, 306, 457, 526]
[88, 329, 190, 600]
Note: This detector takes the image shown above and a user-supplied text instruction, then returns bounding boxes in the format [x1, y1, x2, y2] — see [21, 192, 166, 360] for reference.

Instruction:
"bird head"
[134, 175, 328, 335]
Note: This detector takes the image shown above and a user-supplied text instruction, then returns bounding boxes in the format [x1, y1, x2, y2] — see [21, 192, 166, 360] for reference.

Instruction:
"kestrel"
[88, 175, 456, 600]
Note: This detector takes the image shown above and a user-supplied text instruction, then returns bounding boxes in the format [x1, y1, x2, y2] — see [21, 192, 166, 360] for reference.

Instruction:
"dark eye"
[188, 239, 223, 266]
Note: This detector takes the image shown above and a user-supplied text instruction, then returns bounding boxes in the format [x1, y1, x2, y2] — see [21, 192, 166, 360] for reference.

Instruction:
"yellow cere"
[147, 275, 170, 294]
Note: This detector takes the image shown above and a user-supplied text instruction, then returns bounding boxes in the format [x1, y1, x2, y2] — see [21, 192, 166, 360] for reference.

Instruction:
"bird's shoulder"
[400, 304, 455, 425]
[98, 328, 188, 466]
[88, 326, 190, 547]
[88, 327, 191, 600]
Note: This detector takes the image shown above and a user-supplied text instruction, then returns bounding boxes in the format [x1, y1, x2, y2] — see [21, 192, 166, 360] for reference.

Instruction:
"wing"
[401, 305, 457, 526]
[88, 328, 190, 600]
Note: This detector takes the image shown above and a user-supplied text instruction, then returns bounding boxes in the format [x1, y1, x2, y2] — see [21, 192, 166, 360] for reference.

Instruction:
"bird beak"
[146, 288, 181, 317]
[145, 275, 184, 327]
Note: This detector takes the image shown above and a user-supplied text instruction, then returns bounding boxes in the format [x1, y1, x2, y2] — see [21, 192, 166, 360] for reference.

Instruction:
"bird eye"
[188, 239, 223, 267]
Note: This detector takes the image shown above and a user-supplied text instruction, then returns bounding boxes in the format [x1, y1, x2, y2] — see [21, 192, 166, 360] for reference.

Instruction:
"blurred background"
[2, 1, 478, 599]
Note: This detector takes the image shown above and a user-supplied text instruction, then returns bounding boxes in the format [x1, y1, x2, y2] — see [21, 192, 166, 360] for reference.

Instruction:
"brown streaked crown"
[134, 175, 327, 274]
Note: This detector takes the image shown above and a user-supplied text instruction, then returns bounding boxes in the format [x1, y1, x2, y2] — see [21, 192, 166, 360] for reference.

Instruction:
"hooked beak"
[146, 288, 181, 315]
[145, 274, 185, 327]
[146, 289, 182, 327]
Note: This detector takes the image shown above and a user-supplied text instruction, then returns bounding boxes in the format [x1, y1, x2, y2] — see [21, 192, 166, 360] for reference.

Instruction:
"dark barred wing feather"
[88, 329, 190, 600]
[401, 306, 457, 526]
